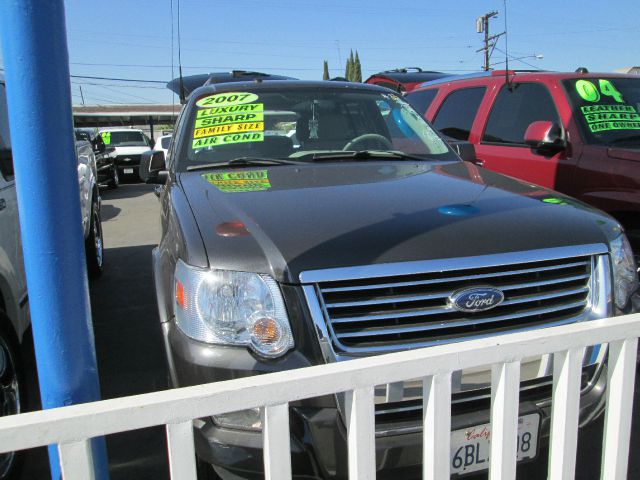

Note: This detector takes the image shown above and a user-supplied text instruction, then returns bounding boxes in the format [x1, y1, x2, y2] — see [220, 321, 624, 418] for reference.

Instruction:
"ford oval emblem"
[449, 286, 505, 313]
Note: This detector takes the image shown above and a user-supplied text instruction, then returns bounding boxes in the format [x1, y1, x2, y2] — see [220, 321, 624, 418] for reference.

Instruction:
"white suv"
[99, 127, 153, 180]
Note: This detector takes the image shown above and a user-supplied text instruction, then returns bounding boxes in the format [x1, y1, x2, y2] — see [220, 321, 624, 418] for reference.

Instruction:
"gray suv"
[142, 80, 639, 479]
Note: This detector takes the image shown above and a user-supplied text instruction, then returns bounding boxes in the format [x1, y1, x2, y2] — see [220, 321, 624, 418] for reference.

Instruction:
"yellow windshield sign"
[194, 122, 264, 138]
[202, 170, 271, 193]
[196, 92, 259, 108]
[197, 103, 264, 119]
[195, 113, 264, 129]
[192, 132, 264, 149]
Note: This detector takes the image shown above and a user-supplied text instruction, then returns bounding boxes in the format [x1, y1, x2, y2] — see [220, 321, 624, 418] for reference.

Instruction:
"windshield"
[180, 87, 451, 169]
[563, 77, 640, 146]
[102, 131, 148, 147]
[160, 136, 171, 149]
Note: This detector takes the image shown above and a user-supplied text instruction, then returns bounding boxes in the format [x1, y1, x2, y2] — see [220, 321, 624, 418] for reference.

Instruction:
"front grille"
[115, 154, 142, 165]
[373, 364, 599, 433]
[315, 254, 594, 354]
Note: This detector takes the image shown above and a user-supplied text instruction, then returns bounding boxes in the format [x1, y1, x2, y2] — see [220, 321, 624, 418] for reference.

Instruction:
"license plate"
[450, 414, 539, 475]
[124, 168, 134, 174]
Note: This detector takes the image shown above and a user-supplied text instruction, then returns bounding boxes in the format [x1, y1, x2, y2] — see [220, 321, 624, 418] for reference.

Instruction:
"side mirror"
[524, 121, 567, 152]
[139, 150, 167, 184]
[93, 139, 106, 153]
[444, 137, 477, 163]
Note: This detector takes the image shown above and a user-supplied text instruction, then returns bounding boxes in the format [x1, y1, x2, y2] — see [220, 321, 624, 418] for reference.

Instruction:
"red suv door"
[473, 82, 571, 190]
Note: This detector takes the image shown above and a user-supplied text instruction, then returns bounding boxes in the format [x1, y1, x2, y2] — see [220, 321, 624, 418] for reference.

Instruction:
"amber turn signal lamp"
[250, 317, 280, 345]
[216, 221, 249, 237]
[175, 280, 186, 309]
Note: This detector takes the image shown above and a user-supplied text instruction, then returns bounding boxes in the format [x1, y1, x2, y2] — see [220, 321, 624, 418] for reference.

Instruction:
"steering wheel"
[343, 133, 393, 151]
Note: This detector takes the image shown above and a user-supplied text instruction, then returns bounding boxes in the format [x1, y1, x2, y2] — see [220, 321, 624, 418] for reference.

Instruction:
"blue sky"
[3, 0, 639, 105]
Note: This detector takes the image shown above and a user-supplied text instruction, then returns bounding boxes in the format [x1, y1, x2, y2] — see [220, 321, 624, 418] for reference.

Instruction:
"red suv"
[407, 70, 640, 231]
[364, 68, 451, 93]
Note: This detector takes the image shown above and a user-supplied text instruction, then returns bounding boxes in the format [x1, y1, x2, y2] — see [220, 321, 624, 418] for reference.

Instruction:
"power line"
[91, 84, 158, 103]
[70, 81, 166, 89]
[69, 74, 166, 84]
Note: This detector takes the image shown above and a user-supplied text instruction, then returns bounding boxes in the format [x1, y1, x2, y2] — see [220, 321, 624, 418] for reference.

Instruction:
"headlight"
[174, 260, 294, 357]
[213, 408, 262, 431]
[610, 233, 639, 309]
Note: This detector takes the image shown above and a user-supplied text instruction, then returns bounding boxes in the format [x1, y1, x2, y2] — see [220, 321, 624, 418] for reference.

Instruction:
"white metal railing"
[0, 313, 638, 480]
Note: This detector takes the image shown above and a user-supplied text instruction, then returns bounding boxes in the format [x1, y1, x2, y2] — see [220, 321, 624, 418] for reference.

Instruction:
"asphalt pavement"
[16, 183, 640, 479]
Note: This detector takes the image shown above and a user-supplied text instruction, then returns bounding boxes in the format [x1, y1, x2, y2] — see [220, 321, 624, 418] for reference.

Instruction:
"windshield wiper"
[308, 150, 428, 162]
[186, 157, 304, 171]
[607, 134, 640, 145]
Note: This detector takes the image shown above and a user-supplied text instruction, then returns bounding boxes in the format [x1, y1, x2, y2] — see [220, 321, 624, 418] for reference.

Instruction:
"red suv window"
[482, 82, 559, 145]
[432, 87, 486, 141]
[406, 89, 439, 115]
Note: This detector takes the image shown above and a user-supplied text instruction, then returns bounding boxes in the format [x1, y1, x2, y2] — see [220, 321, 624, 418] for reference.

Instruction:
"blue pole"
[0, 1, 108, 479]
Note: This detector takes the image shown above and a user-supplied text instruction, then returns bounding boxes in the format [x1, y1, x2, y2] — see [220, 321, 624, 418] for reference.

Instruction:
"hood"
[607, 146, 640, 162]
[179, 161, 614, 283]
[113, 146, 150, 155]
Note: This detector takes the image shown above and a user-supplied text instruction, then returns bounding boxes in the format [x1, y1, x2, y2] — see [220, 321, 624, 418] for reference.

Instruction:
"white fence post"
[489, 361, 521, 480]
[346, 386, 376, 479]
[262, 403, 292, 480]
[548, 347, 584, 480]
[166, 420, 197, 479]
[58, 439, 95, 480]
[601, 338, 638, 479]
[423, 372, 452, 480]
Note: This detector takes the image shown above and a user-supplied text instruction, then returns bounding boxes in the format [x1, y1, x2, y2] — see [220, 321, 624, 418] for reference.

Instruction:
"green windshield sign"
[574, 79, 640, 133]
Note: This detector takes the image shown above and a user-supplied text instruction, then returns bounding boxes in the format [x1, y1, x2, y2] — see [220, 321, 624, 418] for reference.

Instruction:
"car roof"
[365, 69, 451, 84]
[98, 127, 146, 132]
[189, 79, 391, 100]
[167, 71, 297, 98]
[414, 70, 640, 90]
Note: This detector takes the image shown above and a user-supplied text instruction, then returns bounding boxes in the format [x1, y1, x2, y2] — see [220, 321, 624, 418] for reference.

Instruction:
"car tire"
[85, 200, 104, 278]
[108, 166, 119, 189]
[0, 315, 24, 479]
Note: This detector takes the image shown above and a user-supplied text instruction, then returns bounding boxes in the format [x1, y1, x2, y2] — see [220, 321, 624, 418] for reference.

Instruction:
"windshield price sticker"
[579, 105, 640, 132]
[194, 122, 264, 138]
[195, 112, 264, 129]
[192, 132, 264, 149]
[101, 132, 111, 144]
[196, 92, 259, 108]
[201, 170, 271, 193]
[197, 103, 264, 119]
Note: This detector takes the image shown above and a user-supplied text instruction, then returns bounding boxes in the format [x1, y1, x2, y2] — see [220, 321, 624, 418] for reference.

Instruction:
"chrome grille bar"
[303, 246, 607, 354]
[318, 260, 591, 293]
[335, 300, 588, 339]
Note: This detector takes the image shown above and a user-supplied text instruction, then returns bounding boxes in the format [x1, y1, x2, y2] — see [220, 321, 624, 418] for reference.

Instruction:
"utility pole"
[476, 11, 504, 71]
[79, 84, 85, 105]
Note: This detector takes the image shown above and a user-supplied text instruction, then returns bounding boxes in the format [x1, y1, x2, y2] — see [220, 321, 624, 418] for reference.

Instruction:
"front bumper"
[114, 155, 141, 174]
[163, 321, 608, 480]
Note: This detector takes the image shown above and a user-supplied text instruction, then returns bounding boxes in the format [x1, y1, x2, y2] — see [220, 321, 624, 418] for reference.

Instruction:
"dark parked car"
[406, 70, 640, 234]
[142, 80, 638, 479]
[364, 68, 452, 94]
[74, 128, 119, 188]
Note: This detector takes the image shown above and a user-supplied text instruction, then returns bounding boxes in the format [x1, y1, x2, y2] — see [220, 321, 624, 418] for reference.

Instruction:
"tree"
[345, 55, 352, 81]
[348, 50, 355, 81]
[354, 51, 362, 82]
[323, 60, 330, 80]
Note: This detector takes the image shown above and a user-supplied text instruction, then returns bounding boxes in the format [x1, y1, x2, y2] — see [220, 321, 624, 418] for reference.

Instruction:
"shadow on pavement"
[100, 183, 156, 202]
[19, 242, 170, 480]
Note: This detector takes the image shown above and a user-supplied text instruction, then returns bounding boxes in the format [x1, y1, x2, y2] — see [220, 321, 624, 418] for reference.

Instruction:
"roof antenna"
[504, 0, 512, 90]
[177, 0, 186, 104]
